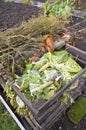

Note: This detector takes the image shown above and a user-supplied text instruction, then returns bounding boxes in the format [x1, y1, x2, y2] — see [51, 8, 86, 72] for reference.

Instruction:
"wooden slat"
[66, 44, 86, 62]
[42, 105, 64, 130]
[0, 76, 6, 89]
[24, 116, 36, 130]
[68, 19, 86, 30]
[36, 102, 60, 124]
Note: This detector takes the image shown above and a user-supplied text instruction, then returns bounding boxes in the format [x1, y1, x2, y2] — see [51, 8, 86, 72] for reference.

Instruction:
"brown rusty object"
[44, 35, 55, 52]
[39, 35, 55, 53]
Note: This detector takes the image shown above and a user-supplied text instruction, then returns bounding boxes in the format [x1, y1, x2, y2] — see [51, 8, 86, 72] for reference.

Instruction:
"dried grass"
[0, 16, 66, 65]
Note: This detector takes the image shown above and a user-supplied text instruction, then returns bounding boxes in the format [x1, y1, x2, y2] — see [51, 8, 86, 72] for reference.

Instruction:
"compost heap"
[4, 50, 82, 116]
[0, 0, 75, 77]
[0, 16, 66, 76]
[0, 1, 82, 117]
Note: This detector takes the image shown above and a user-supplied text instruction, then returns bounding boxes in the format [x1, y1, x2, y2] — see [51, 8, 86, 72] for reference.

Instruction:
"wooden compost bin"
[0, 17, 86, 130]
[0, 44, 86, 130]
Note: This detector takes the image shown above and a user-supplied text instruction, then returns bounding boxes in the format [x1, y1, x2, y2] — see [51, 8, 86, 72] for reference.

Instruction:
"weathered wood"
[36, 101, 60, 124]
[0, 76, 6, 89]
[66, 44, 86, 62]
[71, 10, 86, 19]
[24, 116, 37, 130]
[42, 105, 64, 130]
[68, 19, 86, 30]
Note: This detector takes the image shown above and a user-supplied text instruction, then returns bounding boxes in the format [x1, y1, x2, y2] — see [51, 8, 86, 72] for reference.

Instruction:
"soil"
[0, 1, 40, 31]
[52, 114, 86, 130]
[0, 1, 86, 130]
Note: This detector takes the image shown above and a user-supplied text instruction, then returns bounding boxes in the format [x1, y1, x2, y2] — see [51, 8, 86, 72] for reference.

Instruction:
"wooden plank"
[42, 106, 64, 130]
[0, 76, 6, 89]
[24, 116, 37, 130]
[36, 102, 60, 124]
[66, 44, 86, 62]
[68, 19, 86, 30]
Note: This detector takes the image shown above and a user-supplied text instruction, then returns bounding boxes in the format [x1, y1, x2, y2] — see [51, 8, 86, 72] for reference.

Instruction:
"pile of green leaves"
[4, 50, 82, 116]
[0, 101, 20, 130]
[15, 50, 82, 101]
[44, 0, 74, 19]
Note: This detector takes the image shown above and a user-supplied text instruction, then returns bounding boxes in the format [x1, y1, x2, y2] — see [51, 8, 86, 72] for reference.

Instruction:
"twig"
[39, 62, 50, 72]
